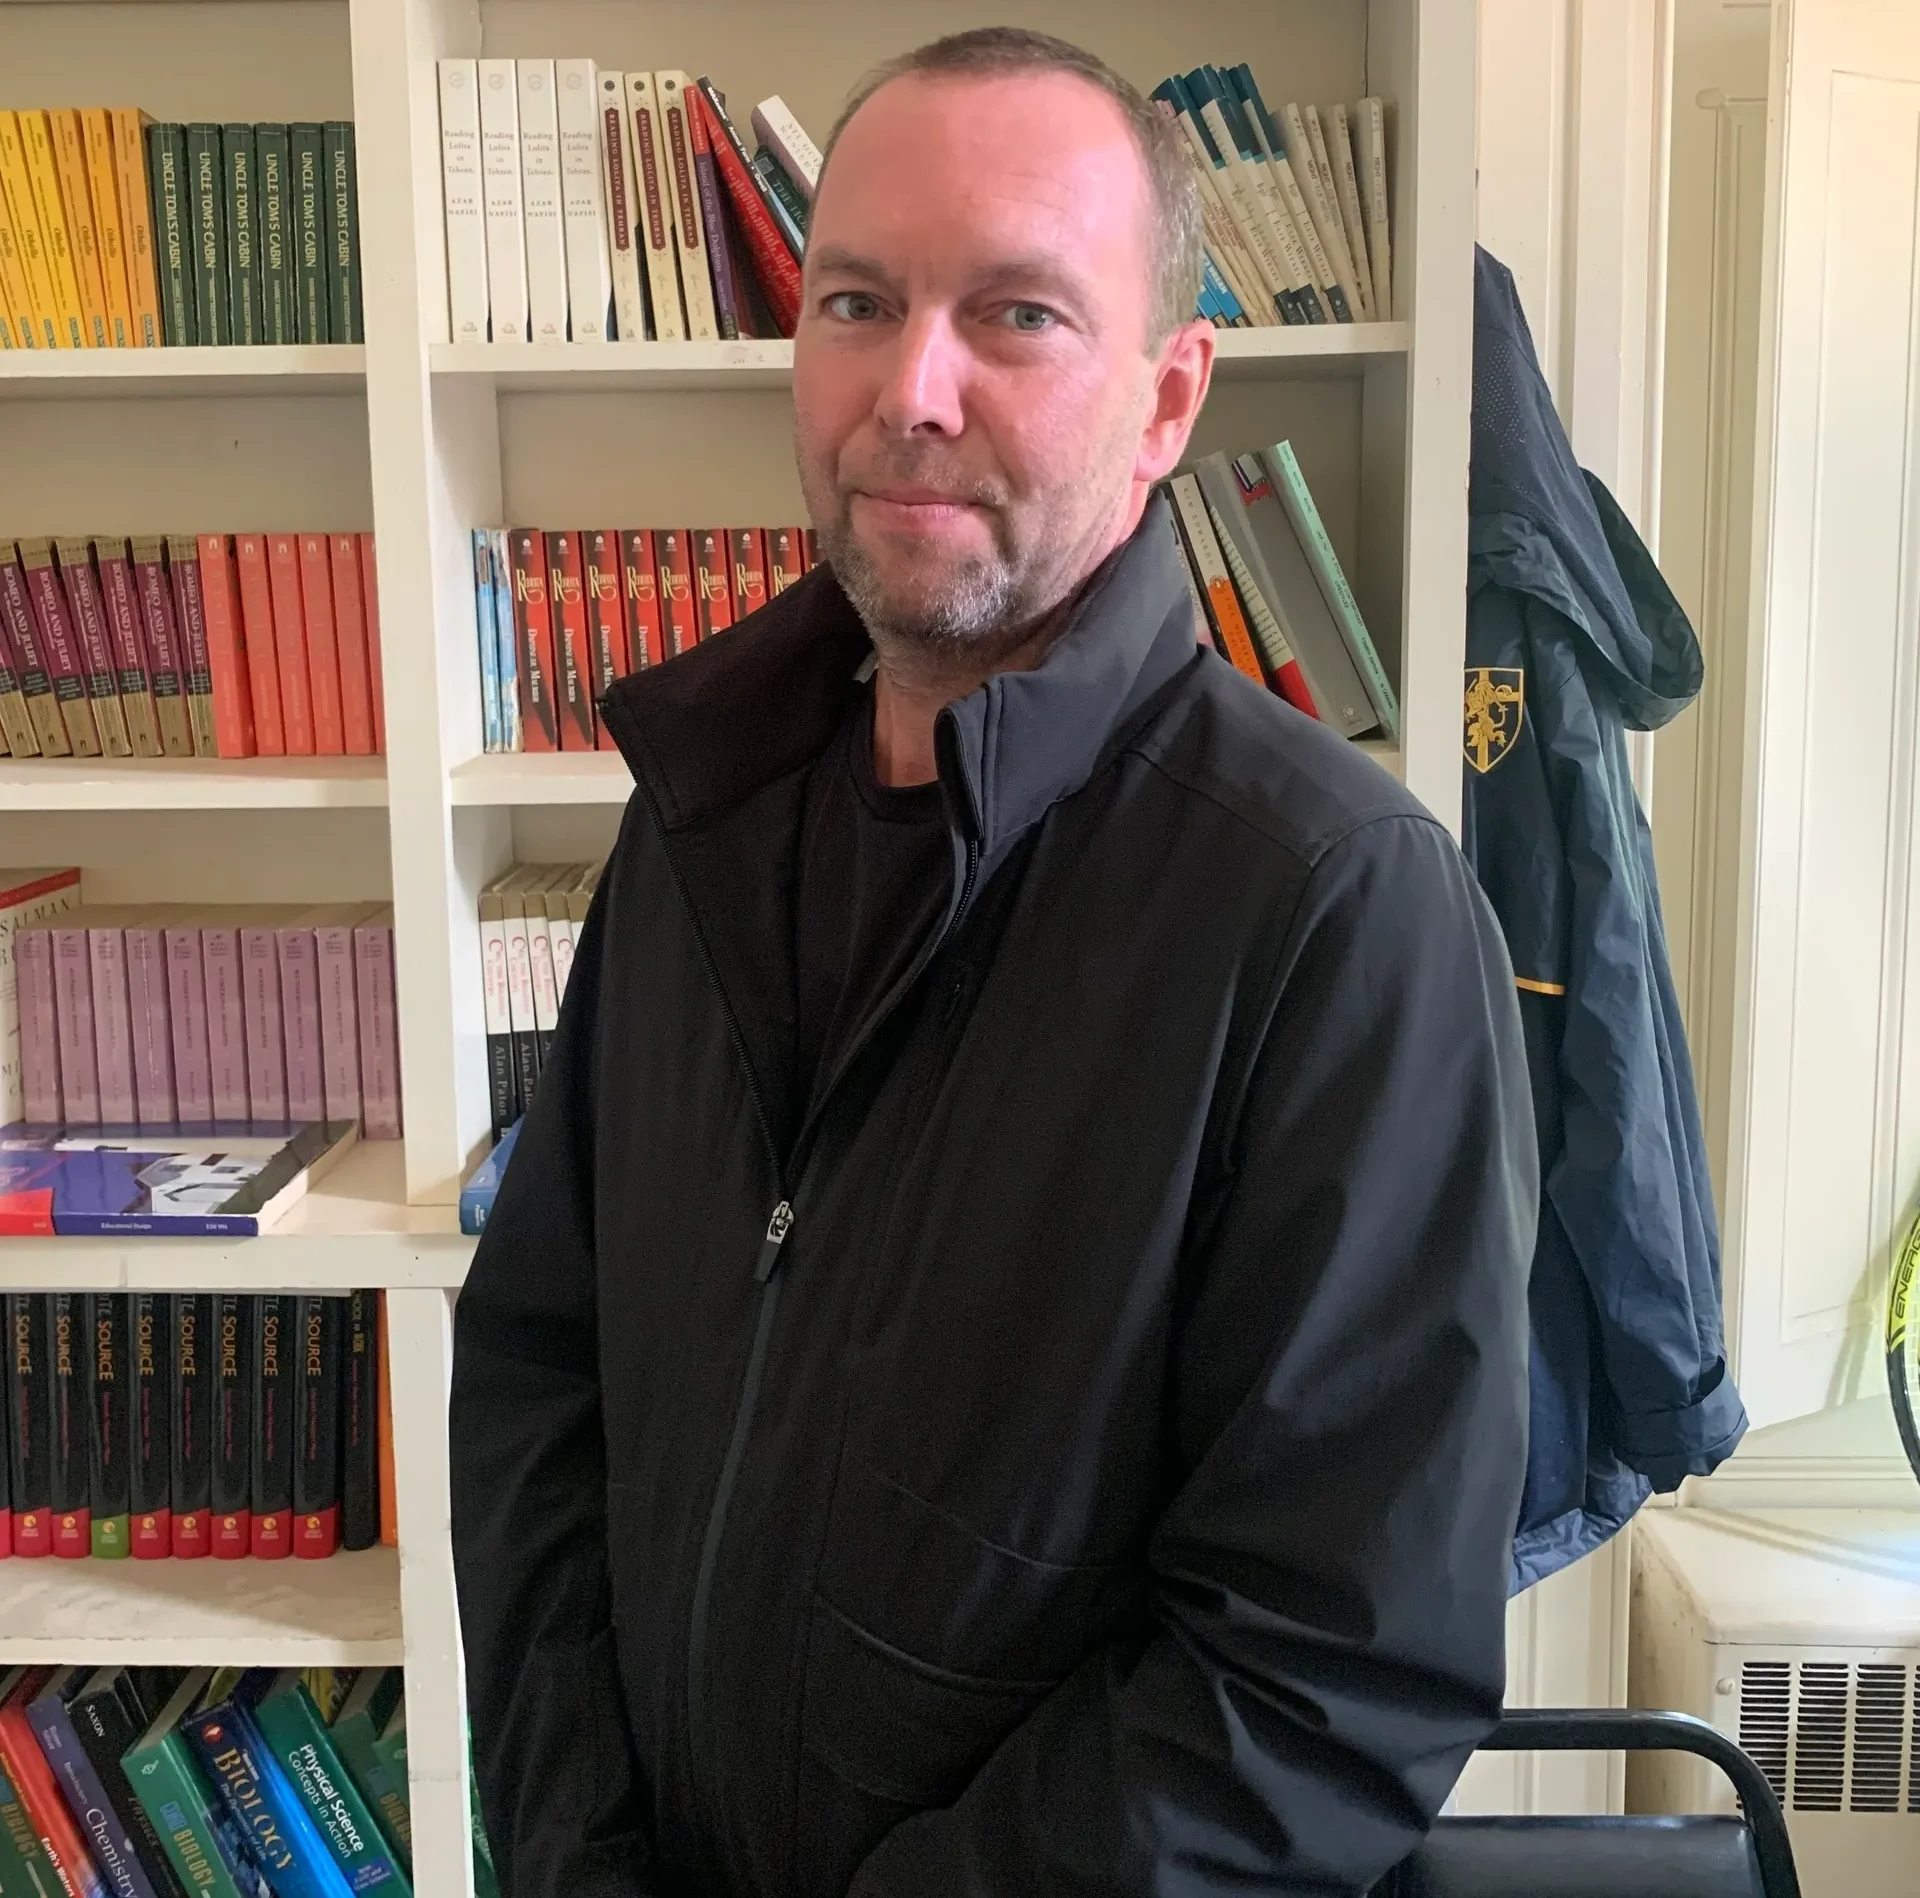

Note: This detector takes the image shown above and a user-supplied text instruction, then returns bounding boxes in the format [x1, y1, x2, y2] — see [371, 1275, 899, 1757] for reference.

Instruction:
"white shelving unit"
[1, 0, 1474, 1890]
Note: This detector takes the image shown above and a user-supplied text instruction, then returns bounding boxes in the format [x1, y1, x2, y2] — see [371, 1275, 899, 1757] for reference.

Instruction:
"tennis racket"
[1888, 1207, 1920, 1486]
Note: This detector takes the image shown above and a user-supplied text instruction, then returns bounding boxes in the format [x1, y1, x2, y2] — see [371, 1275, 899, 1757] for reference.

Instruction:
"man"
[452, 28, 1534, 1898]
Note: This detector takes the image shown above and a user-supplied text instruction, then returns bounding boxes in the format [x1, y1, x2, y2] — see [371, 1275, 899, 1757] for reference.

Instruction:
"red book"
[621, 529, 665, 669]
[802, 527, 820, 570]
[545, 531, 596, 751]
[690, 84, 800, 333]
[729, 528, 768, 623]
[693, 528, 734, 639]
[656, 528, 698, 657]
[298, 532, 345, 755]
[234, 532, 285, 755]
[0, 1671, 105, 1897]
[358, 534, 384, 754]
[767, 526, 806, 594]
[196, 533, 257, 758]
[267, 532, 315, 754]
[584, 530, 627, 750]
[330, 533, 375, 755]
[509, 528, 559, 752]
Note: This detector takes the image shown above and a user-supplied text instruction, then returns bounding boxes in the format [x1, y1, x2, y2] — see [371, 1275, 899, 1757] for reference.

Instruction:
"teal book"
[146, 125, 195, 346]
[327, 1672, 407, 1872]
[252, 1673, 409, 1894]
[222, 126, 261, 345]
[184, 124, 228, 346]
[750, 148, 808, 237]
[290, 125, 327, 344]
[467, 1728, 499, 1898]
[366, 1702, 409, 1871]
[256, 126, 293, 343]
[322, 124, 360, 345]
[0, 1755, 59, 1897]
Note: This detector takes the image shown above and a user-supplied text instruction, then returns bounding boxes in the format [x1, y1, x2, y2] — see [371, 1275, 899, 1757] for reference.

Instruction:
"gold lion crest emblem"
[1464, 667, 1525, 774]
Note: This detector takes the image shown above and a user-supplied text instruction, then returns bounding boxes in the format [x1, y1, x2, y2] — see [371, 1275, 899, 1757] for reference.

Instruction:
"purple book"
[19, 538, 100, 757]
[130, 534, 192, 759]
[17, 925, 63, 1122]
[163, 918, 214, 1122]
[201, 921, 249, 1122]
[94, 537, 162, 758]
[316, 908, 365, 1123]
[691, 135, 742, 339]
[239, 917, 288, 1120]
[277, 920, 324, 1123]
[166, 536, 215, 759]
[353, 910, 401, 1139]
[126, 918, 177, 1124]
[52, 914, 101, 1123]
[0, 549, 66, 756]
[88, 920, 137, 1124]
[55, 539, 133, 757]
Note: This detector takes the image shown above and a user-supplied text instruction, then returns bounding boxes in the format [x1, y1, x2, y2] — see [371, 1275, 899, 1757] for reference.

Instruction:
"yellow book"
[111, 108, 160, 346]
[82, 110, 133, 347]
[19, 110, 87, 346]
[51, 109, 111, 346]
[0, 199, 38, 347]
[0, 112, 60, 348]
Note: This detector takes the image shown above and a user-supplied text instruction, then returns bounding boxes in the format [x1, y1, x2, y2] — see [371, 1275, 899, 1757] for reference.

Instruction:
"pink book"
[316, 906, 368, 1123]
[200, 919, 249, 1123]
[163, 918, 214, 1123]
[89, 919, 137, 1124]
[52, 913, 101, 1122]
[353, 908, 401, 1138]
[125, 917, 176, 1124]
[56, 540, 133, 758]
[17, 925, 63, 1123]
[276, 917, 323, 1122]
[239, 915, 289, 1121]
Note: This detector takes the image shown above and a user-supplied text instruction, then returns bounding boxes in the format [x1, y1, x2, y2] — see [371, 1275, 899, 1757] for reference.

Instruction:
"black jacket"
[1463, 248, 1747, 1591]
[450, 497, 1537, 1898]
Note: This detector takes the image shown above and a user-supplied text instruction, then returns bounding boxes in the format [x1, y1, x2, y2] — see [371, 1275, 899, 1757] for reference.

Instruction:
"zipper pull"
[756, 1200, 794, 1282]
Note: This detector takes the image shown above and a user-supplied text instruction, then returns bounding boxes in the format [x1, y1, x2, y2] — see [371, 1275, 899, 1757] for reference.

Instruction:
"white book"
[1358, 98, 1393, 318]
[437, 60, 490, 346]
[477, 59, 529, 342]
[750, 96, 822, 202]
[516, 59, 569, 345]
[556, 59, 612, 343]
[1166, 123, 1269, 326]
[1327, 105, 1376, 320]
[548, 896, 577, 1004]
[1238, 98, 1338, 322]
[1168, 111, 1279, 323]
[1305, 106, 1370, 321]
[626, 72, 685, 342]
[656, 73, 717, 342]
[1283, 102, 1361, 322]
[527, 876, 561, 1043]
[1197, 97, 1313, 316]
[596, 70, 647, 344]
[502, 880, 536, 1056]
[478, 885, 512, 1059]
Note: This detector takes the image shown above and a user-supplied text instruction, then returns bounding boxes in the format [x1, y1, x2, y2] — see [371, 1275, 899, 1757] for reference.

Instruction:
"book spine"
[1359, 98, 1392, 318]
[197, 534, 256, 758]
[7, 1296, 51, 1556]
[692, 527, 733, 640]
[252, 1684, 404, 1887]
[657, 75, 718, 341]
[52, 923, 101, 1123]
[479, 898, 517, 1137]
[0, 588, 39, 755]
[17, 927, 63, 1123]
[1169, 476, 1266, 687]
[83, 107, 136, 345]
[508, 528, 558, 752]
[625, 73, 683, 341]
[211, 1294, 250, 1556]
[1191, 461, 1319, 715]
[584, 529, 626, 742]
[476, 65, 527, 343]
[767, 525, 804, 594]
[750, 97, 822, 199]
[186, 1701, 343, 1898]
[50, 110, 111, 347]
[516, 64, 567, 346]
[0, 1761, 53, 1895]
[501, 894, 538, 1113]
[145, 125, 194, 344]
[751, 149, 809, 238]
[691, 84, 799, 334]
[162, 923, 214, 1123]
[252, 1296, 293, 1558]
[473, 531, 502, 752]
[184, 124, 227, 345]
[1302, 105, 1368, 320]
[546, 530, 595, 750]
[555, 59, 611, 342]
[20, 109, 89, 348]
[695, 104, 746, 339]
[267, 533, 316, 754]
[229, 532, 284, 756]
[125, 923, 177, 1124]
[729, 527, 768, 624]
[29, 1682, 161, 1898]
[0, 550, 69, 756]
[291, 125, 326, 343]
[1279, 101, 1356, 321]
[278, 925, 324, 1122]
[129, 1294, 171, 1558]
[326, 535, 374, 756]
[314, 920, 362, 1123]
[341, 1290, 379, 1551]
[129, 536, 193, 758]
[323, 123, 360, 345]
[0, 182, 38, 353]
[376, 1295, 396, 1546]
[0, 1691, 107, 1898]
[49, 1294, 92, 1557]
[124, 1734, 252, 1898]
[297, 534, 344, 755]
[655, 527, 698, 656]
[87, 1295, 131, 1557]
[94, 541, 163, 759]
[526, 891, 559, 1069]
[239, 921, 289, 1121]
[0, 109, 62, 350]
[291, 1299, 342, 1557]
[620, 528, 663, 669]
[88, 922, 136, 1126]
[201, 924, 248, 1122]
[53, 540, 132, 757]
[257, 125, 292, 343]
[171, 1293, 212, 1556]
[353, 917, 401, 1140]
[358, 535, 383, 754]
[1327, 104, 1376, 320]
[223, 125, 260, 345]
[20, 539, 103, 757]
[597, 72, 646, 343]
[111, 110, 161, 347]
[166, 535, 218, 757]
[437, 64, 489, 345]
[486, 528, 517, 750]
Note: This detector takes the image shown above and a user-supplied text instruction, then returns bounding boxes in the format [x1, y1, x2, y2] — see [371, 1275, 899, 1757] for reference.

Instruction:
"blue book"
[1201, 255, 1244, 326]
[184, 1673, 355, 1898]
[472, 531, 502, 754]
[459, 1119, 523, 1235]
[27, 1669, 166, 1898]
[489, 529, 519, 753]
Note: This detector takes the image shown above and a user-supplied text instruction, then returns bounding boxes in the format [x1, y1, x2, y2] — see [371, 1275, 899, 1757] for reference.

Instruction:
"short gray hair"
[822, 26, 1205, 348]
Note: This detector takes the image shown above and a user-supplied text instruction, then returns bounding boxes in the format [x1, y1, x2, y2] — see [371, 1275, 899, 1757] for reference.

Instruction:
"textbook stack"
[0, 1290, 390, 1563]
[472, 523, 815, 751]
[0, 108, 363, 351]
[436, 60, 816, 343]
[0, 533, 385, 762]
[1164, 440, 1400, 741]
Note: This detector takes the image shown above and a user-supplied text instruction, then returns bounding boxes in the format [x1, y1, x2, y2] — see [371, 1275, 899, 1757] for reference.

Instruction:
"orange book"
[767, 526, 806, 594]
[329, 533, 375, 756]
[377, 1291, 397, 1548]
[80, 110, 132, 346]
[109, 108, 160, 346]
[49, 109, 110, 347]
[196, 533, 256, 757]
[358, 533, 384, 754]
[655, 527, 699, 657]
[692, 528, 733, 639]
[266, 532, 315, 754]
[621, 528, 664, 670]
[298, 532, 345, 754]
[546, 531, 596, 751]
[233, 533, 284, 755]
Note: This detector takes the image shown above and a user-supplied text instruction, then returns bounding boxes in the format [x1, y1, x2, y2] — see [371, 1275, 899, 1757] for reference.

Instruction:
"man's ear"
[1134, 319, 1216, 486]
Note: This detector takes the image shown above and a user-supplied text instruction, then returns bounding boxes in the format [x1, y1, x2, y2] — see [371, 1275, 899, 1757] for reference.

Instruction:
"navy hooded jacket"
[1462, 247, 1747, 1591]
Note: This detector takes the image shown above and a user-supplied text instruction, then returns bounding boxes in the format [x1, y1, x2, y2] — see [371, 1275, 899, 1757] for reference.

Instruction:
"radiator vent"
[1739, 1659, 1920, 1814]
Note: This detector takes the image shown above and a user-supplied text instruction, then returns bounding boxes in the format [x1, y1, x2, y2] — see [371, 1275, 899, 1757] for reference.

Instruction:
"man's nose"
[873, 306, 967, 438]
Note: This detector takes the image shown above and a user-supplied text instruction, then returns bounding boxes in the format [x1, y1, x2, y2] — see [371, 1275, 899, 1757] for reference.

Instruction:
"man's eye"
[1001, 303, 1055, 332]
[825, 291, 884, 322]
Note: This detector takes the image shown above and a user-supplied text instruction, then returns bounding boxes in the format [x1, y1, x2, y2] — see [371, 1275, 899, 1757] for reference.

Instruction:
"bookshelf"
[0, 0, 1474, 1891]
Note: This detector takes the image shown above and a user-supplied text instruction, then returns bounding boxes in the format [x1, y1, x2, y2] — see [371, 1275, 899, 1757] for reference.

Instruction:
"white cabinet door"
[1725, 0, 1920, 1429]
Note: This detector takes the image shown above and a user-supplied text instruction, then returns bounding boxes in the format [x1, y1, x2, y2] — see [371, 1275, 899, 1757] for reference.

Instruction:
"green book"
[253, 1673, 411, 1895]
[256, 125, 293, 343]
[467, 1728, 500, 1898]
[328, 1669, 409, 1870]
[368, 1700, 410, 1867]
[322, 123, 360, 345]
[146, 124, 195, 346]
[291, 124, 327, 343]
[122, 1669, 254, 1898]
[0, 1756, 58, 1897]
[184, 123, 228, 346]
[751, 148, 809, 237]
[222, 125, 261, 345]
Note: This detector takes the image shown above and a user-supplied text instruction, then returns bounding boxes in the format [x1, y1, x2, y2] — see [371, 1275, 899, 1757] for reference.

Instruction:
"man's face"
[793, 70, 1175, 664]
